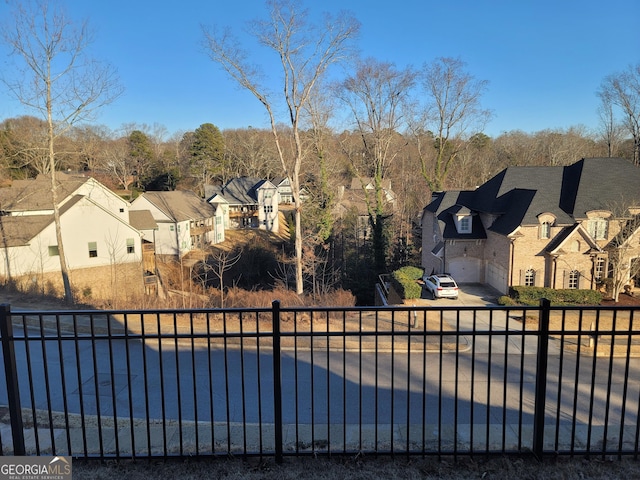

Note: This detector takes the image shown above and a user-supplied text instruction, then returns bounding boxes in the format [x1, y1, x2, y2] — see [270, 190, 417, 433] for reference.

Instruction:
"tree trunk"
[47, 80, 74, 305]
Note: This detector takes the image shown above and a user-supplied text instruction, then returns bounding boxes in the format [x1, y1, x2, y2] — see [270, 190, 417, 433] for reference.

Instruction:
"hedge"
[390, 266, 423, 300]
[508, 286, 602, 306]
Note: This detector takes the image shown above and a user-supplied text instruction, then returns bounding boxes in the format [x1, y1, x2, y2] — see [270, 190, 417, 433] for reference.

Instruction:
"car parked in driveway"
[422, 274, 459, 299]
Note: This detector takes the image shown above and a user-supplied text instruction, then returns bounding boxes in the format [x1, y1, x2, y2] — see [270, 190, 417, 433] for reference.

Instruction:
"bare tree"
[207, 249, 242, 307]
[223, 128, 281, 179]
[336, 58, 415, 273]
[410, 57, 491, 192]
[597, 95, 625, 158]
[0, 116, 50, 175]
[1, 0, 123, 303]
[604, 205, 640, 302]
[202, 0, 359, 294]
[599, 64, 640, 165]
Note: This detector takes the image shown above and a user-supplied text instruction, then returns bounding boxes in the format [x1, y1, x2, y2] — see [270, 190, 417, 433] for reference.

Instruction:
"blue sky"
[0, 0, 638, 138]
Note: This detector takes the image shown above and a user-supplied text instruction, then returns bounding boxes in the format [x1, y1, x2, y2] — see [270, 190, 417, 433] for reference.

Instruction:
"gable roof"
[0, 215, 53, 247]
[428, 190, 486, 240]
[0, 194, 128, 247]
[129, 210, 158, 230]
[0, 173, 87, 213]
[561, 158, 640, 217]
[205, 177, 276, 205]
[137, 190, 216, 222]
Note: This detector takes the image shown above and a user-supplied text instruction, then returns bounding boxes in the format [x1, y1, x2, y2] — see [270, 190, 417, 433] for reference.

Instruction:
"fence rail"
[1, 300, 640, 462]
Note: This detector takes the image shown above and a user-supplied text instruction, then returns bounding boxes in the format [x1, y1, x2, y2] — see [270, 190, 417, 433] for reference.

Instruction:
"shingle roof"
[429, 158, 640, 238]
[562, 158, 640, 217]
[129, 210, 158, 230]
[205, 177, 275, 205]
[429, 190, 487, 240]
[0, 215, 52, 247]
[0, 174, 86, 212]
[0, 194, 84, 247]
[139, 190, 216, 222]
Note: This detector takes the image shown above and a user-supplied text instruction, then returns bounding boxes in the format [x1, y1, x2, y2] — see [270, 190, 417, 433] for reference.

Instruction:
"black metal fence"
[1, 300, 640, 462]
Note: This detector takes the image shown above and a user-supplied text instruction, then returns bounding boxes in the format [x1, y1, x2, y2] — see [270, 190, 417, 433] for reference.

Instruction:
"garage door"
[448, 257, 481, 283]
[486, 263, 508, 294]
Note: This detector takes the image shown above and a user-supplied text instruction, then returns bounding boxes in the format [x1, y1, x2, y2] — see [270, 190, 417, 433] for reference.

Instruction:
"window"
[264, 205, 273, 214]
[119, 208, 124, 213]
[594, 258, 605, 282]
[88, 242, 98, 258]
[126, 238, 135, 254]
[48, 245, 59, 257]
[170, 225, 175, 231]
[588, 218, 608, 240]
[568, 270, 579, 289]
[459, 216, 471, 233]
[540, 222, 551, 239]
[525, 269, 535, 286]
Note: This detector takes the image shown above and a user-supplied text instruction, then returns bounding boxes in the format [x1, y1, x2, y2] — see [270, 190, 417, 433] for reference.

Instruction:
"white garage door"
[486, 263, 508, 294]
[448, 257, 481, 283]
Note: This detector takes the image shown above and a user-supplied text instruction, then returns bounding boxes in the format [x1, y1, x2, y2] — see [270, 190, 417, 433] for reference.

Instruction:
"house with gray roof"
[421, 158, 640, 294]
[205, 177, 279, 232]
[0, 173, 144, 299]
[130, 190, 224, 258]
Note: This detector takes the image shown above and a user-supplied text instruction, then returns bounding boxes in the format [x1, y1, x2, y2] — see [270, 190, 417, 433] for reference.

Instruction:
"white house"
[130, 190, 223, 258]
[205, 177, 279, 232]
[0, 173, 144, 298]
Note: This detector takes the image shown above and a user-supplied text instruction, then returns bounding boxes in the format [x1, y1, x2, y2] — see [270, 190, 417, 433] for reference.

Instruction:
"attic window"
[458, 216, 471, 234]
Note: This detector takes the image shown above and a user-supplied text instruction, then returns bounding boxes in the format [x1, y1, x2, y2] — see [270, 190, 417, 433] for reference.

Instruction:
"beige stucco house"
[421, 158, 640, 295]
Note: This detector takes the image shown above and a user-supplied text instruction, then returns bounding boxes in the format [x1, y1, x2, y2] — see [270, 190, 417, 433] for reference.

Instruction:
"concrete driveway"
[417, 282, 502, 307]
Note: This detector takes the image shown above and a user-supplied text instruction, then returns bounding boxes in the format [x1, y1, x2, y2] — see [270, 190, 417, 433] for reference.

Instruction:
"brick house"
[421, 158, 640, 294]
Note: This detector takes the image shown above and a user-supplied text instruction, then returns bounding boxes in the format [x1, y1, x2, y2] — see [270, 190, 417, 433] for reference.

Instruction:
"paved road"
[1, 287, 637, 455]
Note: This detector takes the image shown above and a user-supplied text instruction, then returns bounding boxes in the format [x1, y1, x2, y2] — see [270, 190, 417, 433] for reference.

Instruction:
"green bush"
[497, 295, 517, 306]
[509, 286, 602, 306]
[390, 266, 424, 300]
[395, 266, 424, 280]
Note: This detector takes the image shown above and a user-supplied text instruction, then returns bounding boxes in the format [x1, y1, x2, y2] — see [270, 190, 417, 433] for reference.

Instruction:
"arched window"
[568, 270, 579, 289]
[571, 240, 580, 252]
[540, 222, 551, 239]
[525, 269, 535, 286]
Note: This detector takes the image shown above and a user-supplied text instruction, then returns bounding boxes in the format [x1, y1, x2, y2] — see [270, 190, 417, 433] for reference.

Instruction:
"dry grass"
[72, 455, 640, 479]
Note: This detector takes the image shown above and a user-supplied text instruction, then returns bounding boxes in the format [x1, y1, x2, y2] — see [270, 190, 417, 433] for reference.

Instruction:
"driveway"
[416, 282, 501, 307]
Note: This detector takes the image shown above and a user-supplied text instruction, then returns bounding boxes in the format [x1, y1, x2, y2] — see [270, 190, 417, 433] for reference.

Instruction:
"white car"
[423, 274, 459, 299]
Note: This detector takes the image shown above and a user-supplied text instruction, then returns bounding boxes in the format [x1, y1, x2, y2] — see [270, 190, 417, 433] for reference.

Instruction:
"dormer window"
[537, 213, 556, 240]
[540, 221, 551, 239]
[452, 205, 473, 234]
[459, 216, 471, 233]
[588, 217, 608, 240]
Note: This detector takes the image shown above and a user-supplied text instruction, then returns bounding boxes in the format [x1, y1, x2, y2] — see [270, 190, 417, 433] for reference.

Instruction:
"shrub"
[509, 286, 602, 306]
[497, 295, 517, 306]
[390, 266, 423, 300]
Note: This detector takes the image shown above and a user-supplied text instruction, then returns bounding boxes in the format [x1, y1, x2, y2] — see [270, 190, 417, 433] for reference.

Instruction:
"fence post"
[271, 300, 283, 464]
[533, 298, 550, 458]
[0, 304, 25, 456]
